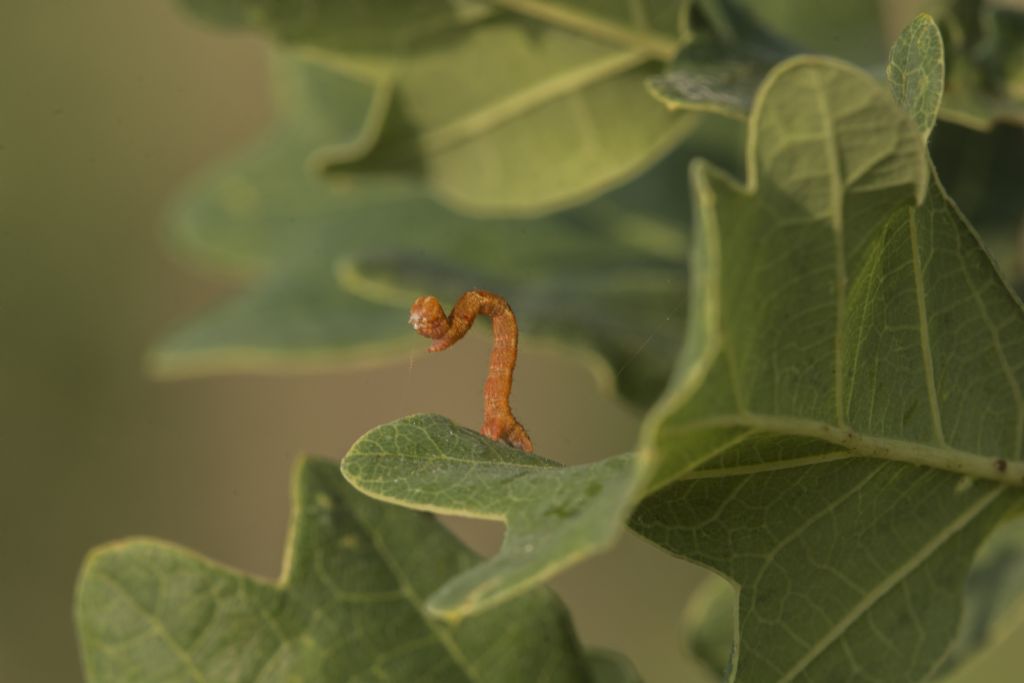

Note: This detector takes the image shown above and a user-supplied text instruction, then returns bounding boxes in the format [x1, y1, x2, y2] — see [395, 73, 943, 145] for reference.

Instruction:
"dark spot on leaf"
[996, 458, 1007, 473]
[543, 500, 582, 519]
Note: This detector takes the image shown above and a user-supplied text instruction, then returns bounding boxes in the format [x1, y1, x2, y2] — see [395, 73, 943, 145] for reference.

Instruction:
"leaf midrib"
[908, 205, 948, 446]
[811, 69, 850, 430]
[93, 570, 212, 683]
[665, 412, 1024, 486]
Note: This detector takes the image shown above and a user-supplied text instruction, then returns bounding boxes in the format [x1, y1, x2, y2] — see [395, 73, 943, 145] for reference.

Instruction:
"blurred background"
[2, 2, 1023, 683]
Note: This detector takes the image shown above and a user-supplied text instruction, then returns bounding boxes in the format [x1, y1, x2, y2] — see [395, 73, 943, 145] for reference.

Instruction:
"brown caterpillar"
[408, 290, 533, 452]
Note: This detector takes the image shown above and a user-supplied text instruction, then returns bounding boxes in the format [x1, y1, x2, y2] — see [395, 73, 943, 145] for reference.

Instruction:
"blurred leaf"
[585, 649, 644, 683]
[177, 2, 695, 216]
[678, 514, 1024, 682]
[646, 0, 795, 119]
[160, 154, 693, 402]
[888, 13, 945, 137]
[937, 512, 1024, 678]
[162, 6, 721, 390]
[729, 0, 885, 65]
[681, 574, 734, 680]
[174, 0, 683, 59]
[268, 55, 391, 163]
[333, 119, 742, 405]
[649, 5, 1024, 130]
[341, 414, 640, 620]
[630, 56, 1024, 681]
[937, 0, 1024, 130]
[76, 458, 638, 683]
[341, 240, 685, 407]
[173, 0, 495, 58]
[168, 52, 392, 274]
[318, 14, 696, 216]
[161, 51, 746, 404]
[151, 264, 422, 378]
[336, 139, 707, 405]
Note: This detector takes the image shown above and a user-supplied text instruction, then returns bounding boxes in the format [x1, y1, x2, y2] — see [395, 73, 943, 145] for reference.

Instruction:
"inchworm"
[408, 290, 533, 452]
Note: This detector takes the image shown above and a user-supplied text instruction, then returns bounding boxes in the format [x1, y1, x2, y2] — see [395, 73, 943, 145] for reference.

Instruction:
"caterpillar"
[409, 290, 533, 452]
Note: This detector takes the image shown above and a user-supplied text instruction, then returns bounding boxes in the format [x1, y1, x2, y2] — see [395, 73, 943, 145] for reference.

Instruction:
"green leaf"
[159, 158, 692, 402]
[173, 0, 495, 59]
[176, 2, 694, 216]
[333, 118, 743, 405]
[649, 5, 1024, 130]
[334, 139, 704, 405]
[318, 14, 697, 217]
[585, 649, 644, 683]
[731, 0, 885, 64]
[681, 574, 735, 680]
[679, 515, 1024, 682]
[632, 462, 1016, 682]
[629, 56, 1024, 681]
[75, 458, 638, 683]
[341, 414, 641, 620]
[160, 48, 746, 403]
[340, 239, 686, 408]
[150, 265, 421, 378]
[167, 51, 392, 275]
[646, 0, 795, 120]
[888, 13, 945, 137]
[175, 0, 682, 60]
[937, 512, 1024, 679]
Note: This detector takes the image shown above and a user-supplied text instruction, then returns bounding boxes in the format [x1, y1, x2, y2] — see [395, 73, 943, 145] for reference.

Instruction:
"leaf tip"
[887, 12, 944, 139]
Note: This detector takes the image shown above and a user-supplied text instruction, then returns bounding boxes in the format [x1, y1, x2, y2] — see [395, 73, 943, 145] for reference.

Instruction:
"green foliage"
[175, 0, 693, 216]
[155, 62, 701, 402]
[76, 459, 638, 682]
[337, 53, 1024, 681]
[316, 14, 693, 216]
[77, 4, 1024, 683]
[634, 51, 1024, 681]
[342, 414, 639, 619]
[646, 0, 795, 119]
[648, 0, 1024, 129]
[680, 575, 735, 679]
[153, 45, 746, 404]
[682, 516, 1024, 681]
